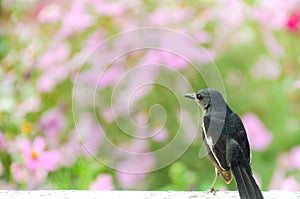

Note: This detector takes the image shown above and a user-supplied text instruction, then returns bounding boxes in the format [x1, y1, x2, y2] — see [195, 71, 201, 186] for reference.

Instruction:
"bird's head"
[184, 89, 225, 112]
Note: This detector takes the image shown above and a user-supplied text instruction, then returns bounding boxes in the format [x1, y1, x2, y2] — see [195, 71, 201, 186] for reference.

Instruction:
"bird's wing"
[227, 112, 251, 165]
[203, 115, 230, 171]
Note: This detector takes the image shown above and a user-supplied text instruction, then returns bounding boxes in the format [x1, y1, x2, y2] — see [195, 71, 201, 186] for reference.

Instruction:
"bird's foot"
[209, 187, 217, 195]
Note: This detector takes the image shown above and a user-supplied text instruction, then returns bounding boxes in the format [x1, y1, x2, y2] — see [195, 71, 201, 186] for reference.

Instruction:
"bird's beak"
[184, 93, 196, 99]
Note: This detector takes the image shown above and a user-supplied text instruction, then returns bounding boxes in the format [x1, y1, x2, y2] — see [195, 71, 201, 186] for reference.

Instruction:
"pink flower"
[75, 113, 103, 156]
[84, 31, 105, 52]
[58, 132, 81, 167]
[295, 80, 300, 88]
[269, 168, 285, 190]
[286, 12, 300, 32]
[251, 0, 289, 30]
[10, 163, 48, 189]
[10, 163, 30, 184]
[242, 113, 273, 151]
[151, 126, 169, 142]
[20, 137, 61, 171]
[102, 108, 115, 123]
[116, 172, 147, 189]
[36, 73, 57, 93]
[91, 1, 125, 17]
[37, 43, 70, 69]
[211, 0, 246, 27]
[36, 43, 71, 93]
[116, 141, 156, 189]
[289, 146, 300, 170]
[57, 2, 94, 38]
[251, 57, 281, 80]
[36, 2, 63, 24]
[15, 95, 41, 117]
[40, 108, 67, 136]
[97, 66, 123, 89]
[89, 174, 115, 190]
[263, 33, 285, 58]
[280, 176, 299, 191]
[149, 7, 191, 26]
[80, 66, 123, 89]
[141, 50, 188, 70]
[194, 31, 211, 44]
[277, 153, 293, 170]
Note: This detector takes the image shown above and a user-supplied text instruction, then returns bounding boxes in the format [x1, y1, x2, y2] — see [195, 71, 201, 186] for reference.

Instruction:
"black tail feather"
[226, 139, 264, 199]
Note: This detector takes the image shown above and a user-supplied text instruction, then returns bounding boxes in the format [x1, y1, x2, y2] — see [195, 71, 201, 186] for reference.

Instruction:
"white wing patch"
[206, 135, 213, 148]
[202, 122, 226, 170]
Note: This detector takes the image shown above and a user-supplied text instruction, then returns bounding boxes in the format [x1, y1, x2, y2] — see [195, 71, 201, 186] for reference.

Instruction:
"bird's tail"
[226, 138, 264, 199]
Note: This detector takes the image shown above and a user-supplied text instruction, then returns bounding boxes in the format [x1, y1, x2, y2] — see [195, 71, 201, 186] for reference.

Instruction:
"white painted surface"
[0, 191, 299, 199]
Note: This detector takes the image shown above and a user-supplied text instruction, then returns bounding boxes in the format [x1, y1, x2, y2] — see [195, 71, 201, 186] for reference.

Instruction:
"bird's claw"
[209, 187, 217, 195]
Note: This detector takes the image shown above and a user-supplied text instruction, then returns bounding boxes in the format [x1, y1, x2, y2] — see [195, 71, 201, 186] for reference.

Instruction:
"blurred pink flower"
[251, 0, 288, 30]
[58, 131, 81, 167]
[89, 174, 115, 190]
[91, 1, 125, 17]
[102, 108, 115, 123]
[251, 57, 281, 80]
[36, 73, 56, 93]
[295, 80, 300, 88]
[37, 65, 71, 93]
[149, 7, 192, 26]
[37, 2, 63, 23]
[117, 172, 147, 189]
[269, 168, 285, 190]
[263, 32, 285, 58]
[289, 146, 300, 170]
[10, 163, 48, 189]
[80, 66, 123, 89]
[286, 12, 300, 32]
[194, 31, 211, 44]
[280, 176, 299, 191]
[57, 2, 94, 38]
[10, 163, 29, 184]
[116, 141, 156, 189]
[20, 137, 61, 171]
[76, 113, 103, 156]
[141, 51, 188, 70]
[97, 66, 123, 89]
[36, 43, 71, 93]
[242, 113, 273, 151]
[37, 43, 70, 69]
[84, 31, 105, 52]
[151, 126, 169, 142]
[40, 108, 67, 136]
[277, 153, 293, 170]
[134, 112, 149, 127]
[211, 0, 245, 27]
[15, 95, 41, 117]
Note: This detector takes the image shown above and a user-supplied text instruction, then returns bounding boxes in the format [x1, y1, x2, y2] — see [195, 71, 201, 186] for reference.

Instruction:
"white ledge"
[0, 190, 298, 199]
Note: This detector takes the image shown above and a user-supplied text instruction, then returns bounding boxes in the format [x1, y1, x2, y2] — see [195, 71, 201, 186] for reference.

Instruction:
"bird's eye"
[196, 94, 203, 100]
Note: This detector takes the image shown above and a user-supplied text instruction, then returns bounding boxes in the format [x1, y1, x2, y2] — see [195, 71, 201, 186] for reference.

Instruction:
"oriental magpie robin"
[184, 89, 263, 199]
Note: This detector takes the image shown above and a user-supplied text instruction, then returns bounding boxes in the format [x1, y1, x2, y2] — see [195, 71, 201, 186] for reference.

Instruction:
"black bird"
[184, 89, 264, 199]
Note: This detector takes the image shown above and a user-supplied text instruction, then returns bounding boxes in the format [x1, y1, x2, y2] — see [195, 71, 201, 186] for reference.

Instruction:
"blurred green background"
[0, 0, 300, 191]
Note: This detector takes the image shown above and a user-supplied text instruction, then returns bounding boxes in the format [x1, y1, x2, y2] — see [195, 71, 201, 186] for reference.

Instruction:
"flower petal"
[33, 137, 46, 153]
[39, 150, 61, 171]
